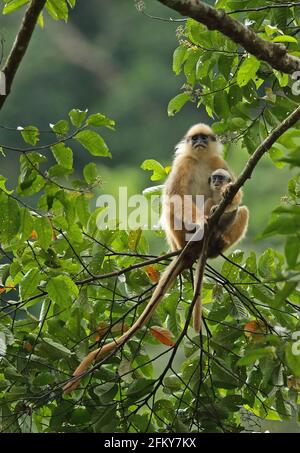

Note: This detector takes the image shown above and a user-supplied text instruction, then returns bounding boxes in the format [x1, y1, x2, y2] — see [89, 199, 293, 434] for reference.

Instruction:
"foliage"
[0, 0, 300, 434]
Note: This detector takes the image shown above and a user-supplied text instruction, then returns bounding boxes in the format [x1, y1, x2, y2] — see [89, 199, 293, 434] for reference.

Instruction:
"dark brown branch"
[157, 0, 300, 73]
[0, 0, 46, 110]
[76, 250, 179, 285]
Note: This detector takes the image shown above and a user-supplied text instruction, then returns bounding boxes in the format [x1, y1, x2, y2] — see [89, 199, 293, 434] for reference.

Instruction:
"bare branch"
[228, 2, 300, 15]
[76, 250, 179, 285]
[157, 0, 300, 73]
[0, 0, 46, 110]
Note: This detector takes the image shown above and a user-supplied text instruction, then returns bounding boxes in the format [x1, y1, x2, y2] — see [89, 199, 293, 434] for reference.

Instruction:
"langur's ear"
[208, 176, 211, 184]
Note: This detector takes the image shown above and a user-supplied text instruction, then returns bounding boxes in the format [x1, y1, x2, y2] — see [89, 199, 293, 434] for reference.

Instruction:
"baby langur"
[192, 169, 249, 332]
[205, 168, 249, 253]
[205, 169, 240, 215]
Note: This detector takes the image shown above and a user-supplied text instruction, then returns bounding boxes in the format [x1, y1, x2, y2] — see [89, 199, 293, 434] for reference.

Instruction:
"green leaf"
[167, 93, 191, 116]
[19, 269, 42, 301]
[0, 264, 10, 286]
[288, 175, 300, 201]
[50, 119, 70, 135]
[46, 0, 68, 21]
[172, 45, 188, 75]
[285, 342, 300, 378]
[51, 143, 73, 169]
[3, 0, 29, 14]
[0, 176, 13, 194]
[94, 382, 118, 402]
[0, 332, 7, 357]
[69, 109, 88, 127]
[269, 143, 286, 168]
[133, 354, 154, 378]
[127, 378, 156, 399]
[34, 216, 53, 250]
[237, 347, 276, 366]
[285, 236, 300, 268]
[75, 130, 111, 157]
[262, 208, 300, 238]
[42, 337, 72, 357]
[32, 372, 55, 387]
[75, 195, 90, 227]
[94, 405, 118, 433]
[86, 113, 115, 129]
[184, 49, 200, 86]
[69, 407, 89, 425]
[38, 11, 44, 28]
[273, 70, 289, 88]
[163, 375, 181, 392]
[19, 126, 39, 146]
[273, 35, 298, 43]
[275, 390, 291, 421]
[140, 159, 167, 181]
[46, 275, 79, 306]
[237, 56, 261, 87]
[83, 162, 97, 184]
[0, 195, 20, 242]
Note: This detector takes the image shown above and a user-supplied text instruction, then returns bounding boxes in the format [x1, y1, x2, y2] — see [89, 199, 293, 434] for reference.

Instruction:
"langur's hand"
[221, 182, 234, 198]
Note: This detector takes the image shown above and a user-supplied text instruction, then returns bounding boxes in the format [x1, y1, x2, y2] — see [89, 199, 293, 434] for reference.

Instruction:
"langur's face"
[186, 124, 217, 150]
[209, 170, 231, 189]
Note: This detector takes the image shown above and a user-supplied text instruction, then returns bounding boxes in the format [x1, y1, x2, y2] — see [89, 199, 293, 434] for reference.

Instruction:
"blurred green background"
[0, 0, 292, 254]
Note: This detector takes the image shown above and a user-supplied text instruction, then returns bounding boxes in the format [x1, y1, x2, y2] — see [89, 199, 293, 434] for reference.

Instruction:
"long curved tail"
[63, 258, 185, 394]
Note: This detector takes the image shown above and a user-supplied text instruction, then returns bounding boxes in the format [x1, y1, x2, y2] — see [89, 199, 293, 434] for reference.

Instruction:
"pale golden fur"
[204, 168, 249, 251]
[163, 124, 230, 251]
[162, 125, 249, 332]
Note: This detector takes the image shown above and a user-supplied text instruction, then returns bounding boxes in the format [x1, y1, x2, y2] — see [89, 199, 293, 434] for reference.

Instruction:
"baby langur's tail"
[193, 260, 204, 332]
[63, 258, 185, 394]
[189, 265, 202, 333]
[193, 295, 202, 333]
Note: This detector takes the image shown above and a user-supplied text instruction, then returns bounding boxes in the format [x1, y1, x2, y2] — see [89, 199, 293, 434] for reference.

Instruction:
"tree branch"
[0, 0, 46, 110]
[191, 103, 300, 326]
[157, 0, 300, 73]
[76, 250, 179, 285]
[211, 103, 300, 223]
